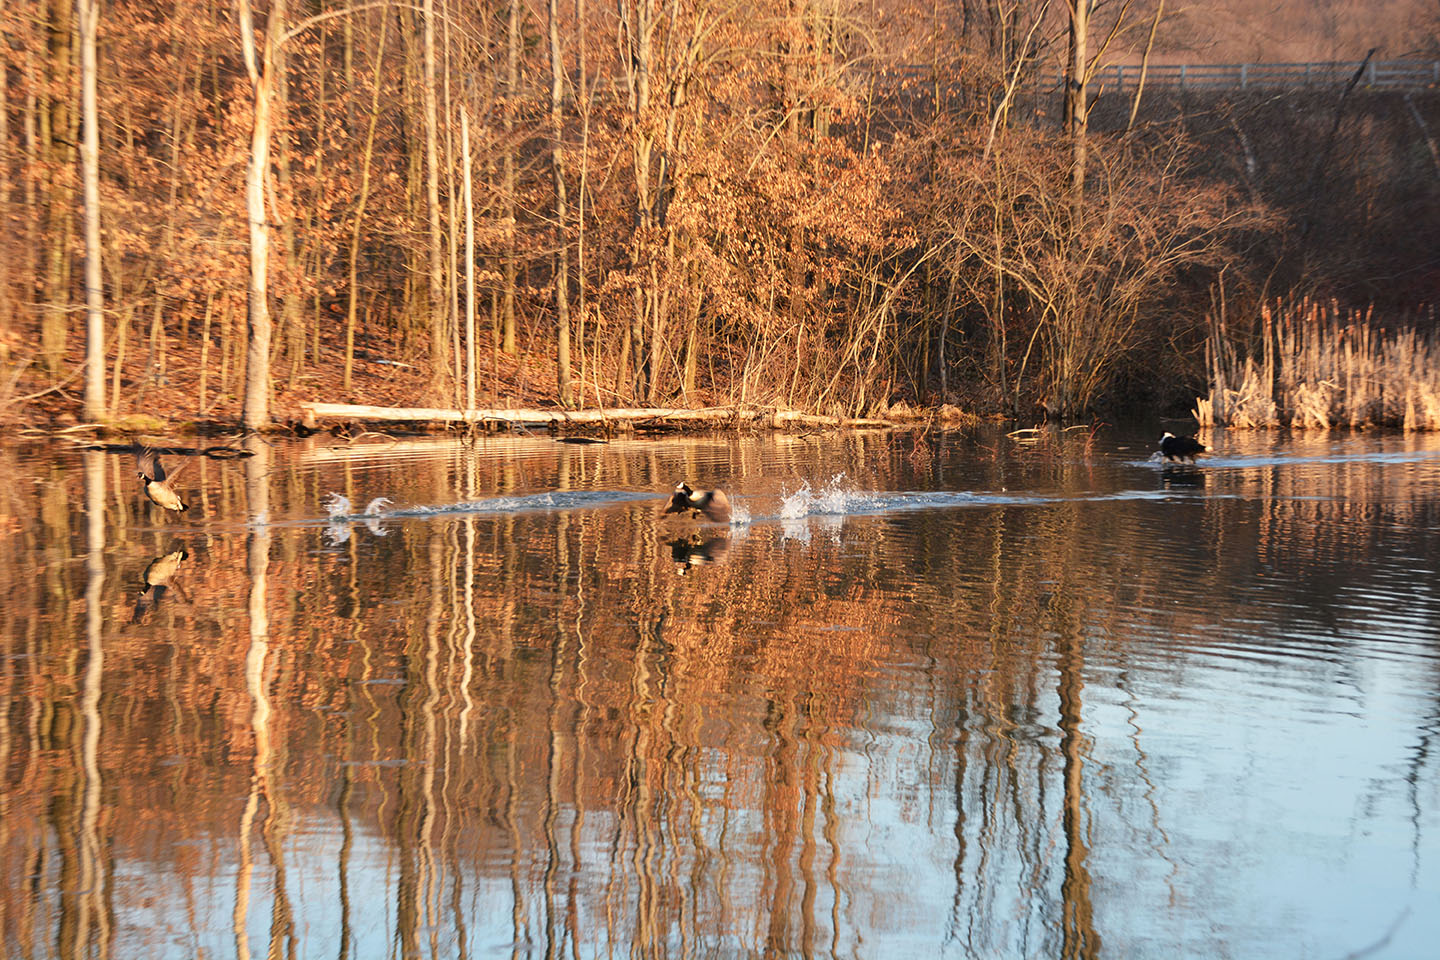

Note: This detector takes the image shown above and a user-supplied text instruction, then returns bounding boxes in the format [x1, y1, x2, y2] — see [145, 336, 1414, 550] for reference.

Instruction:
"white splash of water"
[363, 497, 393, 537]
[323, 492, 395, 542]
[779, 482, 814, 519]
[779, 473, 874, 518]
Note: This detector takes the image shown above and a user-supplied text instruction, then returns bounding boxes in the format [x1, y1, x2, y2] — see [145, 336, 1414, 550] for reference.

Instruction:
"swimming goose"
[665, 482, 731, 523]
[136, 446, 189, 513]
[1158, 432, 1206, 463]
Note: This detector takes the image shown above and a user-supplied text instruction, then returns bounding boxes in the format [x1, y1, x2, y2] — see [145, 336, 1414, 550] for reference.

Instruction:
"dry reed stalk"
[1200, 298, 1440, 430]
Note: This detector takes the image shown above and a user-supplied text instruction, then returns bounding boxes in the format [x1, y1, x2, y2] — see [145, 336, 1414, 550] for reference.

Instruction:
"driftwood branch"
[298, 401, 895, 430]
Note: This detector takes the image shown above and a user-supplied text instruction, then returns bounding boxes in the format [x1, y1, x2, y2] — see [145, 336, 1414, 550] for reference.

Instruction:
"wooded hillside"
[1, 0, 1436, 427]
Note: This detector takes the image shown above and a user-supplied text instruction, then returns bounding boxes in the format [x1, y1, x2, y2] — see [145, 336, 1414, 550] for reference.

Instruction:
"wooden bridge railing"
[1045, 59, 1440, 91]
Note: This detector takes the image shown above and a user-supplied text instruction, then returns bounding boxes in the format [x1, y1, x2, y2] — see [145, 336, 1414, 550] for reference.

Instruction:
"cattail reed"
[1195, 299, 1440, 430]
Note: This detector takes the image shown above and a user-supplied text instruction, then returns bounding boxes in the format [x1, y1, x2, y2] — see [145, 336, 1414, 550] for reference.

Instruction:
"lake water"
[2, 426, 1438, 959]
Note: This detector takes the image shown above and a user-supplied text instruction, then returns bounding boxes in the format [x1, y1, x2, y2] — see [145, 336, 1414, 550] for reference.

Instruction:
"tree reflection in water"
[1, 429, 1438, 958]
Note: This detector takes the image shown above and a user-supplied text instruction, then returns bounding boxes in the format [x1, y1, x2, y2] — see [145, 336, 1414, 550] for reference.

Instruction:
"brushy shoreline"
[1196, 299, 1440, 430]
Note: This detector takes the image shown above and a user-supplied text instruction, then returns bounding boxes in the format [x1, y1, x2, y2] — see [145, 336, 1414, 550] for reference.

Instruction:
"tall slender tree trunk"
[617, 0, 654, 400]
[41, 0, 77, 378]
[273, 33, 303, 389]
[462, 106, 476, 412]
[79, 0, 105, 421]
[239, 0, 286, 431]
[0, 47, 10, 361]
[441, 0, 460, 406]
[344, 7, 390, 393]
[501, 0, 520, 355]
[422, 0, 449, 398]
[547, 0, 571, 405]
[574, 0, 590, 405]
[1065, 0, 1089, 205]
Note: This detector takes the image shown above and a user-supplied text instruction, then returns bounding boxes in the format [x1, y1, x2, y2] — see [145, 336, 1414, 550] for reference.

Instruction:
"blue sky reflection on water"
[2, 427, 1438, 958]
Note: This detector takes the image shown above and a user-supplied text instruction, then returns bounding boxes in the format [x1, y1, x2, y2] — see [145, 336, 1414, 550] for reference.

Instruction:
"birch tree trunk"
[239, 0, 286, 431]
[79, 0, 105, 421]
[547, 0, 572, 405]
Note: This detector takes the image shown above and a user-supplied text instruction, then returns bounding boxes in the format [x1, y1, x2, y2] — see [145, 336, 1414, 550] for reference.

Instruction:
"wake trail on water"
[1130, 447, 1440, 470]
[757, 473, 1217, 523]
[313, 472, 1232, 543]
[318, 489, 673, 543]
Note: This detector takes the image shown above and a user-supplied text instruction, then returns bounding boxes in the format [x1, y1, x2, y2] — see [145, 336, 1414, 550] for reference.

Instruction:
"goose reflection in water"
[670, 534, 730, 575]
[132, 543, 190, 622]
[1160, 464, 1207, 487]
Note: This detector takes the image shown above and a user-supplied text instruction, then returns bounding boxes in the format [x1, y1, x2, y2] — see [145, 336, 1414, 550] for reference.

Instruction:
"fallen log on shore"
[297, 402, 895, 431]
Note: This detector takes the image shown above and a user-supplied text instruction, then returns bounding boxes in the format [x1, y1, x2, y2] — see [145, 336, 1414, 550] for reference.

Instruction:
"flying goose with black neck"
[136, 445, 189, 514]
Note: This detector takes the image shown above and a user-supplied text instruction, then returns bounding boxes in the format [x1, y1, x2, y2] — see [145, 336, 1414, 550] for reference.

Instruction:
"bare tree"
[462, 105, 476, 411]
[1064, 0, 1090, 204]
[501, 0, 520, 356]
[78, 0, 104, 421]
[239, 0, 288, 430]
[422, 0, 450, 399]
[547, 0, 572, 404]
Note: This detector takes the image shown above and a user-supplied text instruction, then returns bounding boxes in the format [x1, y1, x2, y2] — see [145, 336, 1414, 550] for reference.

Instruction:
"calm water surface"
[2, 427, 1438, 959]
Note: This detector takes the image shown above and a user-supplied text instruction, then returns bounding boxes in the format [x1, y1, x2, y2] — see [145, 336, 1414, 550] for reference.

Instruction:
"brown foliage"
[1, 0, 1432, 426]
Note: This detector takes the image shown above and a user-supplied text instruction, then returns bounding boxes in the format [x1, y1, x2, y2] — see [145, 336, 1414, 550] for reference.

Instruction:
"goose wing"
[697, 490, 731, 523]
[136, 446, 165, 482]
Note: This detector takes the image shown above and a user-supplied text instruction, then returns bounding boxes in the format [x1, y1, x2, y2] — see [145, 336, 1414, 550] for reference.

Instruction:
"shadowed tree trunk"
[547, 0, 572, 405]
[501, 0, 520, 356]
[41, 0, 77, 378]
[617, 0, 655, 401]
[1064, 0, 1089, 204]
[422, 0, 450, 399]
[462, 105, 476, 411]
[344, 6, 390, 394]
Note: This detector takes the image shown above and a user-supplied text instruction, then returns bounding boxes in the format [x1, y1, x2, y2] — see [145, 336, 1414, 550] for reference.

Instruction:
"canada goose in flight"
[665, 482, 732, 523]
[136, 446, 189, 514]
[1159, 432, 1206, 463]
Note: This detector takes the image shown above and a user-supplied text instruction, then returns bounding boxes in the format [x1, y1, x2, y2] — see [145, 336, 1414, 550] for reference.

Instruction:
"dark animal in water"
[136, 446, 189, 513]
[1159, 432, 1206, 463]
[665, 482, 732, 523]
